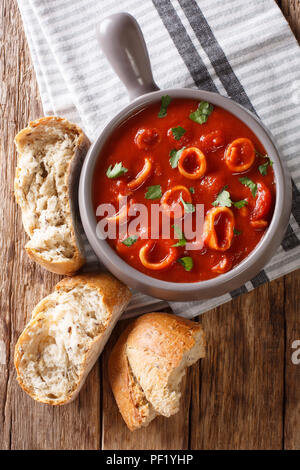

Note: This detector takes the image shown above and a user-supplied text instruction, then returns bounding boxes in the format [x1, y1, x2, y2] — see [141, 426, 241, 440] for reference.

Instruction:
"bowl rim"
[79, 88, 291, 298]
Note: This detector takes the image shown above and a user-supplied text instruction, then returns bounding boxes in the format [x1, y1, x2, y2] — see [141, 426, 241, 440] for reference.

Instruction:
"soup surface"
[93, 98, 275, 283]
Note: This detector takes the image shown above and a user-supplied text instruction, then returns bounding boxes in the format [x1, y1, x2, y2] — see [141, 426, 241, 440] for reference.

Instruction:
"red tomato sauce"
[93, 98, 275, 283]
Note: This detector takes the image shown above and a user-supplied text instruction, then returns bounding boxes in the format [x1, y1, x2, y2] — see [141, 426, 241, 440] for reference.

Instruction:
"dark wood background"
[0, 0, 299, 450]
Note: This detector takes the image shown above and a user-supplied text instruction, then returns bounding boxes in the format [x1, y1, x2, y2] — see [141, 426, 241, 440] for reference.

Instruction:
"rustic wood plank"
[190, 280, 285, 450]
[101, 316, 192, 450]
[280, 0, 300, 42]
[0, 0, 101, 450]
[284, 270, 300, 449]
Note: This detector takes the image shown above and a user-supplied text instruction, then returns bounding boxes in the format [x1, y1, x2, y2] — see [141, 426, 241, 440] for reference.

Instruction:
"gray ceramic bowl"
[79, 13, 292, 301]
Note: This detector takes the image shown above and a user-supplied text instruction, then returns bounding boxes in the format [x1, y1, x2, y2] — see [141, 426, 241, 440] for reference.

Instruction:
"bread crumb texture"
[17, 286, 107, 403]
[14, 117, 87, 270]
[15, 274, 131, 405]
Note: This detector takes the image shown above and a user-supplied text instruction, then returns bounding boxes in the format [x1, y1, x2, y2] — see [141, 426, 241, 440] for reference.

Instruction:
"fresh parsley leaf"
[173, 224, 184, 238]
[180, 193, 195, 213]
[169, 147, 185, 168]
[239, 177, 257, 198]
[122, 235, 138, 247]
[172, 126, 186, 141]
[172, 224, 186, 247]
[212, 186, 232, 208]
[233, 228, 241, 236]
[257, 152, 273, 176]
[106, 162, 128, 179]
[173, 239, 186, 247]
[145, 185, 162, 200]
[189, 101, 214, 124]
[212, 186, 248, 209]
[258, 162, 269, 176]
[189, 187, 195, 194]
[178, 256, 193, 271]
[158, 95, 172, 118]
[232, 199, 248, 209]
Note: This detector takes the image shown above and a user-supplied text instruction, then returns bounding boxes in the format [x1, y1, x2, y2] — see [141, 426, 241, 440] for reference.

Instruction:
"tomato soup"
[93, 98, 275, 283]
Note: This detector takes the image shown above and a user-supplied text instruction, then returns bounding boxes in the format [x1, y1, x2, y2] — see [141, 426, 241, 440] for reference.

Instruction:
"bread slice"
[14, 273, 131, 405]
[14, 116, 90, 275]
[109, 313, 205, 431]
[108, 323, 157, 431]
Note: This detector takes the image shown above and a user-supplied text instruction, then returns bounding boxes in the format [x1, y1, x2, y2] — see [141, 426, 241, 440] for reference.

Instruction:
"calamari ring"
[139, 241, 177, 271]
[106, 195, 132, 224]
[250, 219, 268, 229]
[128, 157, 152, 190]
[106, 205, 128, 224]
[212, 255, 232, 274]
[161, 185, 192, 215]
[178, 147, 207, 179]
[225, 137, 255, 173]
[203, 207, 234, 251]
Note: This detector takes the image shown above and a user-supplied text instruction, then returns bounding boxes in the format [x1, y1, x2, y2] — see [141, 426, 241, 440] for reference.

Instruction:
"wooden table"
[1, 0, 299, 450]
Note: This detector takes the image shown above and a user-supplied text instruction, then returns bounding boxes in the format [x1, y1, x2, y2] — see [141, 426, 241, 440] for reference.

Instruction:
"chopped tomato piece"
[251, 182, 272, 221]
[167, 124, 193, 148]
[135, 128, 160, 150]
[200, 174, 225, 196]
[200, 130, 226, 151]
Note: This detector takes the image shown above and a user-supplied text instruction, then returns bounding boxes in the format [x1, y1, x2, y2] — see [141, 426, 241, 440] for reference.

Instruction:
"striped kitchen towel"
[17, 0, 300, 319]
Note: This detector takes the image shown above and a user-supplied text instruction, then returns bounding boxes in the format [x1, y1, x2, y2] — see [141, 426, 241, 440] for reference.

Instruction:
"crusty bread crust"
[14, 116, 90, 275]
[109, 313, 205, 431]
[14, 273, 131, 405]
[109, 323, 157, 431]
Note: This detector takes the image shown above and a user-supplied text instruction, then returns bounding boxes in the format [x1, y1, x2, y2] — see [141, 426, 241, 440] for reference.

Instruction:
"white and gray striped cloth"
[17, 0, 300, 319]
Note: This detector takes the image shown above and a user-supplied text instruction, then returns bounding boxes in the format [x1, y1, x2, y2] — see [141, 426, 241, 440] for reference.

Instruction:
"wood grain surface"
[0, 0, 299, 450]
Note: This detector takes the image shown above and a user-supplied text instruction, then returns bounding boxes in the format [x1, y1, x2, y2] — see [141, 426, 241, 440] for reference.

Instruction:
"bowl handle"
[96, 13, 160, 101]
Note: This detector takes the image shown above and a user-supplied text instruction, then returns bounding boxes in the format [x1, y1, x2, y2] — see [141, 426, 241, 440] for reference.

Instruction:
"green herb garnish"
[189, 187, 195, 194]
[122, 235, 138, 247]
[180, 193, 195, 213]
[106, 162, 128, 179]
[233, 228, 241, 236]
[256, 151, 273, 176]
[178, 257, 193, 272]
[169, 147, 185, 168]
[212, 186, 231, 207]
[233, 199, 248, 209]
[172, 224, 186, 247]
[189, 101, 214, 124]
[172, 126, 186, 141]
[145, 185, 162, 200]
[212, 186, 248, 209]
[158, 95, 172, 118]
[239, 177, 258, 198]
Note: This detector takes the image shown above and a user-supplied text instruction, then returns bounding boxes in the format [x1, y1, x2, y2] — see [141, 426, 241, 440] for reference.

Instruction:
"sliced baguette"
[14, 273, 131, 405]
[109, 313, 205, 431]
[14, 116, 90, 275]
